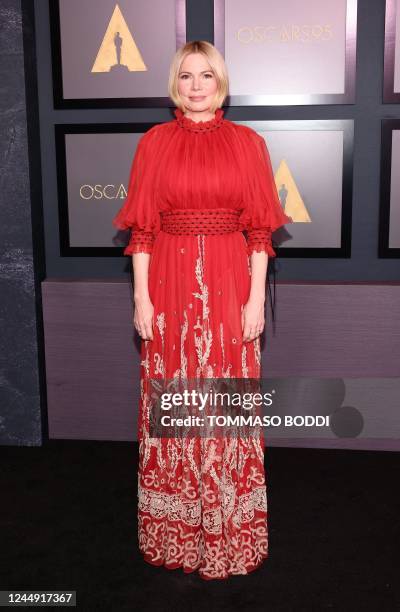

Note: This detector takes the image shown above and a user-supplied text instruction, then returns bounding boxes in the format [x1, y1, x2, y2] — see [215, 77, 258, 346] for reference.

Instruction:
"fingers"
[242, 322, 264, 342]
[135, 303, 263, 343]
[136, 325, 153, 341]
[137, 320, 153, 340]
[134, 312, 154, 341]
[143, 319, 154, 341]
[241, 300, 265, 342]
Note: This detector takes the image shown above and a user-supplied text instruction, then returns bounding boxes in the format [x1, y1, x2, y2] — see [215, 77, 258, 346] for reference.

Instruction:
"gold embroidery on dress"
[153, 312, 166, 376]
[193, 235, 213, 377]
[136, 233, 268, 579]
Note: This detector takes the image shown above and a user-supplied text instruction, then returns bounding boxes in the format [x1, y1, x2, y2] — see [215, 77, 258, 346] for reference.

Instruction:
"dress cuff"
[123, 230, 154, 255]
[245, 228, 276, 257]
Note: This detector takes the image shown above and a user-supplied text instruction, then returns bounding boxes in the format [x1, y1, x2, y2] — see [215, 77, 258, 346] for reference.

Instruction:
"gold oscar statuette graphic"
[274, 159, 311, 222]
[91, 4, 147, 73]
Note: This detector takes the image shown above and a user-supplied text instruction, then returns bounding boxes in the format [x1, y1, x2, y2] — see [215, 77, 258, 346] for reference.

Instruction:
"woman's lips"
[189, 96, 206, 101]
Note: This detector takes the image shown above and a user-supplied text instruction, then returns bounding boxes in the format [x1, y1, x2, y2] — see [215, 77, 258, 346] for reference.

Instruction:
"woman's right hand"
[133, 294, 154, 340]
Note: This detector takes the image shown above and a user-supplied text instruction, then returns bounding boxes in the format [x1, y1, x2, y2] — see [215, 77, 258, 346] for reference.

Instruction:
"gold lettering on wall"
[237, 25, 333, 44]
[92, 4, 146, 73]
[79, 184, 127, 199]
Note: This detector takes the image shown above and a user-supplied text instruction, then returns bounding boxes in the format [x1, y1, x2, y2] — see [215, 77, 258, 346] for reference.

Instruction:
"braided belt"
[160, 207, 241, 235]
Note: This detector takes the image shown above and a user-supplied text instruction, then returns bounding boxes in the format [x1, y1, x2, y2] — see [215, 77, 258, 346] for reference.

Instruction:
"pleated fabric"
[112, 107, 293, 579]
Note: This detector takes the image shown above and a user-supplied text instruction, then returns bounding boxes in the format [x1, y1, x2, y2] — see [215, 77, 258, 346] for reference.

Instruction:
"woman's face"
[177, 53, 218, 114]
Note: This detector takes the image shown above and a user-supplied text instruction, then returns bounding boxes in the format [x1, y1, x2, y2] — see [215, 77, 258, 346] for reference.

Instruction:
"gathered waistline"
[160, 207, 241, 235]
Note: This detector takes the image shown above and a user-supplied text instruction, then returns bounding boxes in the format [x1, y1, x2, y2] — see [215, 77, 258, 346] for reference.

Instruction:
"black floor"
[0, 441, 399, 611]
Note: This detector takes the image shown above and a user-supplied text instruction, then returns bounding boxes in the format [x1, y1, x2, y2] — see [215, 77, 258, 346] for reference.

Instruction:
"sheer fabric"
[113, 107, 292, 256]
[113, 107, 292, 579]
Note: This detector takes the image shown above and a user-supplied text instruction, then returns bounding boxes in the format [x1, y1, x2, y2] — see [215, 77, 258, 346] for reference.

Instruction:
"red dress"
[113, 107, 292, 580]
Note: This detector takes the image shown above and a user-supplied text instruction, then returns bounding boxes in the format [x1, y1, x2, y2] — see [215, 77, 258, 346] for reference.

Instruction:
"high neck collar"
[174, 107, 225, 132]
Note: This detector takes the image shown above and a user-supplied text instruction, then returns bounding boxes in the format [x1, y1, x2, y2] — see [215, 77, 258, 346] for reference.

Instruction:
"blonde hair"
[168, 41, 229, 113]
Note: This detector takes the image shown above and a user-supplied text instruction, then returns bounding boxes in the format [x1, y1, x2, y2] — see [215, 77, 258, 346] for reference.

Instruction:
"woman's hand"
[241, 296, 265, 342]
[133, 294, 154, 340]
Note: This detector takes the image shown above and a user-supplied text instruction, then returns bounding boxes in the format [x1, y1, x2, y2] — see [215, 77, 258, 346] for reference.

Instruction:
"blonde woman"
[113, 40, 292, 580]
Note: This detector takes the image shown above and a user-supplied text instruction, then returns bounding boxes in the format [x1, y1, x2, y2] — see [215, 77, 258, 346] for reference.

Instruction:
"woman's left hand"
[241, 297, 265, 342]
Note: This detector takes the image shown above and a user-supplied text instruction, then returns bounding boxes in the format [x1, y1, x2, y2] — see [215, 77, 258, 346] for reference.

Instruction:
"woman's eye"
[179, 73, 213, 79]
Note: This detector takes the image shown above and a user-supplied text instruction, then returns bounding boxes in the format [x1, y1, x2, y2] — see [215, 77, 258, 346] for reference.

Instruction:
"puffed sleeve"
[112, 131, 160, 256]
[238, 130, 293, 257]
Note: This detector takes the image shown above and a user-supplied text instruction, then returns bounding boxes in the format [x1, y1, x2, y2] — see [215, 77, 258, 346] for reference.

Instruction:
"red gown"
[113, 107, 293, 580]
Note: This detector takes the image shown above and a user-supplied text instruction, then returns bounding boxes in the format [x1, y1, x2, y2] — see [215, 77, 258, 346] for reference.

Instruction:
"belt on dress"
[160, 207, 241, 235]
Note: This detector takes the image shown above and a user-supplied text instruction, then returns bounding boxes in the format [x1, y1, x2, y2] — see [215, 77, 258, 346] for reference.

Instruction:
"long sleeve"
[112, 132, 160, 256]
[238, 130, 293, 257]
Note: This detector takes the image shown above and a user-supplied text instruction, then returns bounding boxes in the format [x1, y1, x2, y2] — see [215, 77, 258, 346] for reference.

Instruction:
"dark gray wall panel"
[0, 0, 45, 446]
[32, 0, 400, 282]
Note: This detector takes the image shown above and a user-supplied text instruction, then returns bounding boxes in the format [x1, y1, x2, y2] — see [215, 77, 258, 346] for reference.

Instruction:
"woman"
[113, 41, 292, 580]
